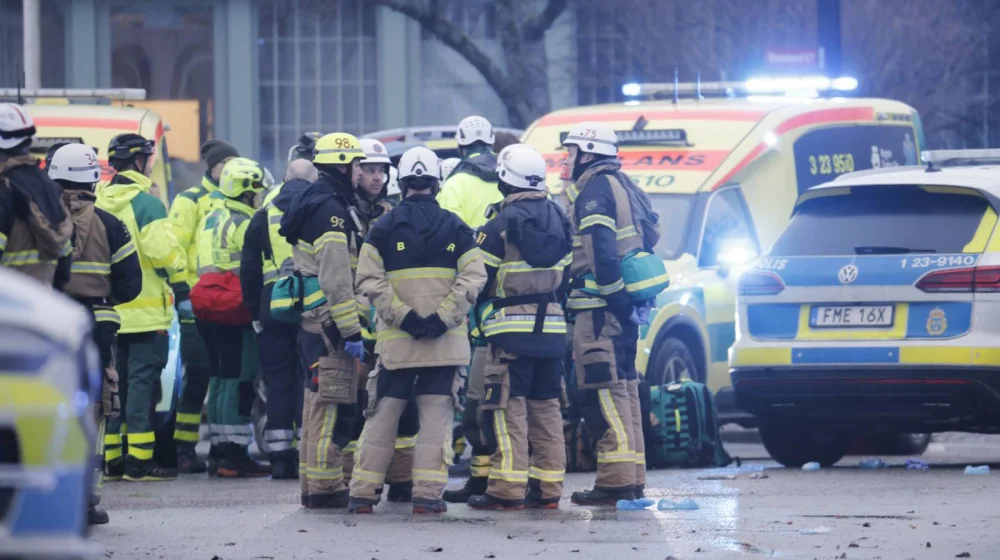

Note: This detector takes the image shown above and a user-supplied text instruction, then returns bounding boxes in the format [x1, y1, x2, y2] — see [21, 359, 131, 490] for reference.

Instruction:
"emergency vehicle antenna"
[673, 66, 680, 105]
[696, 72, 704, 101]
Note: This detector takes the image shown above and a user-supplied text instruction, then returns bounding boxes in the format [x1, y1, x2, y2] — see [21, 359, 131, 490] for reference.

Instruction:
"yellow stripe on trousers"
[316, 405, 337, 475]
[597, 388, 631, 456]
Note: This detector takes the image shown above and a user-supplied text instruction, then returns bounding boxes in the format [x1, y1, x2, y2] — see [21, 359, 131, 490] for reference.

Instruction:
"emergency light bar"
[0, 88, 147, 101]
[922, 149, 1000, 168]
[622, 76, 858, 99]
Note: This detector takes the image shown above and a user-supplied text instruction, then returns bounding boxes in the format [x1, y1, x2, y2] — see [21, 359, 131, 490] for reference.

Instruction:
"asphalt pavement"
[93, 434, 1000, 560]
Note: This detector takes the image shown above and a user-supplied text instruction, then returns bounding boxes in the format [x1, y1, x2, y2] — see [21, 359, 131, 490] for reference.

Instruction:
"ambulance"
[521, 79, 925, 423]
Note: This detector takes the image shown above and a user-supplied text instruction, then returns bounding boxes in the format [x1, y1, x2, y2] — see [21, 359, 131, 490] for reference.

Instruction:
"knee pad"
[238, 381, 256, 417]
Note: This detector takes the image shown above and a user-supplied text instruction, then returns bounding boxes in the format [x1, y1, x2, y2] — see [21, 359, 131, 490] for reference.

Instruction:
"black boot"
[217, 444, 270, 478]
[207, 445, 221, 477]
[468, 493, 525, 511]
[570, 486, 635, 506]
[88, 505, 110, 525]
[104, 459, 125, 482]
[306, 489, 349, 509]
[443, 476, 487, 504]
[634, 485, 645, 499]
[124, 458, 177, 482]
[270, 458, 298, 480]
[525, 480, 560, 509]
[177, 447, 206, 474]
[348, 496, 378, 514]
[412, 498, 447, 514]
[386, 481, 413, 503]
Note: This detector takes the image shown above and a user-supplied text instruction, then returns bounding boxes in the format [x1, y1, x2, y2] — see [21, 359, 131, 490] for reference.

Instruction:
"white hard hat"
[495, 143, 524, 172]
[440, 157, 460, 180]
[456, 115, 495, 147]
[562, 122, 619, 157]
[360, 138, 391, 165]
[497, 145, 547, 191]
[386, 167, 400, 197]
[0, 103, 36, 150]
[398, 146, 440, 180]
[48, 143, 102, 183]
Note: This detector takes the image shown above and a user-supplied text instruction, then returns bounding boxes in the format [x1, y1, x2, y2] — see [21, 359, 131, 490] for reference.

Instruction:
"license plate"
[810, 305, 894, 328]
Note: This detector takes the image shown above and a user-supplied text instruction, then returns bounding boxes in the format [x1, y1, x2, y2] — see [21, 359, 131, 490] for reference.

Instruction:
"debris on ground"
[616, 498, 656, 510]
[956, 553, 972, 558]
[862, 522, 871, 528]
[906, 459, 930, 470]
[423, 547, 443, 553]
[749, 472, 769, 479]
[656, 498, 699, 511]
[964, 465, 990, 475]
[697, 474, 736, 480]
[802, 462, 821, 471]
[858, 458, 889, 469]
[799, 526, 832, 535]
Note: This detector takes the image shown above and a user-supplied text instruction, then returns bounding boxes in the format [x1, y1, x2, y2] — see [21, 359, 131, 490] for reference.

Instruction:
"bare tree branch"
[523, 0, 569, 41]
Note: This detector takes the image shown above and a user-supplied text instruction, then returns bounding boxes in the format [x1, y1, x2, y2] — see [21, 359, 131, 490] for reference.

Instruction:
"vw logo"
[838, 264, 859, 284]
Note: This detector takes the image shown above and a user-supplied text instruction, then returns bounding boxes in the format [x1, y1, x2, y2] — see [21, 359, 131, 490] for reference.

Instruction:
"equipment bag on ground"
[646, 379, 732, 468]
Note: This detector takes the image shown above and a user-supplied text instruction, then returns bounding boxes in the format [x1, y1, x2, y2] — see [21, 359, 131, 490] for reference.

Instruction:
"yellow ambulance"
[522, 84, 924, 423]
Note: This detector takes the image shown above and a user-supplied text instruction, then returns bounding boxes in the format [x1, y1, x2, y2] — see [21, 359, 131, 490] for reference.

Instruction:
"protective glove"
[631, 300, 654, 326]
[400, 311, 425, 339]
[422, 313, 448, 339]
[177, 299, 195, 320]
[252, 320, 263, 334]
[344, 339, 366, 361]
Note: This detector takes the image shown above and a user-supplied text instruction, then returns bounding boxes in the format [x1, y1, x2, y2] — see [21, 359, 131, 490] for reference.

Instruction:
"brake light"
[738, 270, 785, 296]
[915, 265, 1000, 293]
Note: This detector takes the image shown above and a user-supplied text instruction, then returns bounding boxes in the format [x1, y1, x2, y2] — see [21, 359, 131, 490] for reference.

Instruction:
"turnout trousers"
[573, 309, 644, 490]
[349, 366, 457, 502]
[481, 346, 566, 502]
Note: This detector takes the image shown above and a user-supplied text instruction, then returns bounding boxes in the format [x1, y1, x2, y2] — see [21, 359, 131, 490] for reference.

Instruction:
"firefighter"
[97, 133, 187, 482]
[278, 132, 367, 509]
[169, 139, 239, 474]
[48, 143, 142, 523]
[0, 103, 73, 288]
[239, 159, 316, 479]
[437, 116, 501, 228]
[189, 157, 270, 478]
[467, 145, 571, 510]
[348, 146, 486, 515]
[562, 122, 651, 505]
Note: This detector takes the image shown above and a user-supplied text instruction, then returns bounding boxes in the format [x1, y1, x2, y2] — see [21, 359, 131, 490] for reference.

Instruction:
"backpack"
[269, 273, 326, 322]
[646, 380, 733, 468]
[190, 271, 251, 325]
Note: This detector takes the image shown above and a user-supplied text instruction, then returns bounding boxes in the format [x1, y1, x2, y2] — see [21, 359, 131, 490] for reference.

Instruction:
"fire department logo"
[374, 143, 383, 153]
[926, 307, 947, 336]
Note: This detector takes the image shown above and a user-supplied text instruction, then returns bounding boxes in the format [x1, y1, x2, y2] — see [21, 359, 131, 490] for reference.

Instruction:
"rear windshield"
[770, 185, 993, 256]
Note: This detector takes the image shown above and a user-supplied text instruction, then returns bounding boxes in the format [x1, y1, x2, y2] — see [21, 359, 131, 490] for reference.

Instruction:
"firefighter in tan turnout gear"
[466, 145, 571, 510]
[349, 146, 486, 515]
[563, 122, 658, 505]
[278, 132, 367, 509]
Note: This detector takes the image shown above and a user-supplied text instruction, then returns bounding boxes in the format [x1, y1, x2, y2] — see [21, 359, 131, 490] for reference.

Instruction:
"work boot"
[177, 448, 206, 474]
[88, 505, 110, 525]
[301, 494, 308, 507]
[570, 486, 635, 507]
[634, 485, 645, 499]
[525, 485, 560, 510]
[443, 476, 487, 504]
[104, 459, 125, 482]
[386, 481, 413, 503]
[217, 444, 270, 478]
[348, 497, 378, 514]
[306, 490, 349, 509]
[270, 458, 298, 480]
[412, 498, 447, 514]
[468, 493, 525, 511]
[124, 459, 177, 482]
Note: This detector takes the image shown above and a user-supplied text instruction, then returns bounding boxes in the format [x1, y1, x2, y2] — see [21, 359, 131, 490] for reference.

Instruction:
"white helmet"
[456, 115, 495, 147]
[398, 146, 440, 180]
[386, 167, 400, 197]
[495, 143, 523, 172]
[562, 121, 619, 157]
[440, 157, 460, 180]
[48, 143, 102, 184]
[497, 145, 547, 191]
[359, 138, 392, 165]
[0, 103, 36, 150]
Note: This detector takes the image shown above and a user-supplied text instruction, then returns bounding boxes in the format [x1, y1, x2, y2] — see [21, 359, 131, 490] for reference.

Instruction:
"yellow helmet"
[313, 132, 366, 165]
[218, 157, 266, 199]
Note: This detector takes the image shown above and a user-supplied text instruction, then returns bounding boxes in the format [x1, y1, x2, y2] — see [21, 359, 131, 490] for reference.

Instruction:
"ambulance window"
[699, 188, 756, 268]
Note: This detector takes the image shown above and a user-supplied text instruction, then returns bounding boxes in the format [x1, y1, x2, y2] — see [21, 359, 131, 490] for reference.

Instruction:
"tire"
[251, 376, 270, 458]
[867, 433, 931, 456]
[758, 417, 850, 468]
[645, 336, 700, 386]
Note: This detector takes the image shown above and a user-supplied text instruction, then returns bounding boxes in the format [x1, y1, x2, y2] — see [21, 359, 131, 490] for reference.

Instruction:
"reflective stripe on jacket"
[169, 176, 224, 287]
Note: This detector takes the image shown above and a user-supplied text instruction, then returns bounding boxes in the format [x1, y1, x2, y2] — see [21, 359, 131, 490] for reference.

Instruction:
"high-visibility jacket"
[196, 197, 254, 277]
[169, 175, 224, 287]
[437, 149, 502, 229]
[96, 170, 187, 333]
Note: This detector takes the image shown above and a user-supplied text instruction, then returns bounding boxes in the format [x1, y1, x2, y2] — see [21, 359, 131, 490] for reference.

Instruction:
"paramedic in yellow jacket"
[97, 133, 187, 482]
[192, 157, 269, 478]
[436, 116, 502, 229]
[169, 140, 239, 473]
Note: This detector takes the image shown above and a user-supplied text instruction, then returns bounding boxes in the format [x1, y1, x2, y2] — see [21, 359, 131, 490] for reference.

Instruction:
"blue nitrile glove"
[344, 339, 366, 360]
[177, 299, 195, 320]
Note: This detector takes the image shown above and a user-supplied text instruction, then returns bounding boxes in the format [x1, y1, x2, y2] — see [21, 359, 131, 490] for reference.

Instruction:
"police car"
[0, 269, 100, 557]
[730, 150, 1000, 466]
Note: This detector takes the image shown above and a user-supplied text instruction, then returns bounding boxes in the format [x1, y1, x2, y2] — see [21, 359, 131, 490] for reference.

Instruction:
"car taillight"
[738, 270, 785, 296]
[916, 265, 1000, 293]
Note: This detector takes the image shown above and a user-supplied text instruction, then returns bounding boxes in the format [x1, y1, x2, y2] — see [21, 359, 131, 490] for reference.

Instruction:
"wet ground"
[94, 434, 1000, 560]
